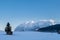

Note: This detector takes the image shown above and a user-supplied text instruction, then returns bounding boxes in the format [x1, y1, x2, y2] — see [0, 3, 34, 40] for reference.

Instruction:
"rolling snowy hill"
[0, 31, 60, 40]
[15, 20, 55, 31]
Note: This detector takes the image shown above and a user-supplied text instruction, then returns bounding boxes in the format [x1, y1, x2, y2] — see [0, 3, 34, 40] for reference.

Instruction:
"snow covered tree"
[5, 22, 13, 35]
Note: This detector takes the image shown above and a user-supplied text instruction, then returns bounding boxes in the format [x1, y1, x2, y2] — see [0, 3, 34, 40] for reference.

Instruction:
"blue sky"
[0, 0, 60, 31]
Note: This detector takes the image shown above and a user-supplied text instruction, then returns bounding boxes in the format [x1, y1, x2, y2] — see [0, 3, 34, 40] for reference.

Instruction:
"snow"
[0, 31, 60, 40]
[39, 19, 55, 25]
[15, 20, 55, 31]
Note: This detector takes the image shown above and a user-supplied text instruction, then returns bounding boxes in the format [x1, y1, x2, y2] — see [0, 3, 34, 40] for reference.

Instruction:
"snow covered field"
[0, 31, 60, 40]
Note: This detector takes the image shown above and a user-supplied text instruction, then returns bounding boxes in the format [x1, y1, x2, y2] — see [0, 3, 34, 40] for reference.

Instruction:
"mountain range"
[15, 20, 55, 31]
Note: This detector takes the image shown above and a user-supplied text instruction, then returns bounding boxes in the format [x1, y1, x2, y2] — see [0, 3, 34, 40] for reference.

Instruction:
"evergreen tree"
[5, 22, 13, 35]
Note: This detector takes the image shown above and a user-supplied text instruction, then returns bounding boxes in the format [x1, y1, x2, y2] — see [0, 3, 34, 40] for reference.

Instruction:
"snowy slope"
[0, 31, 60, 40]
[15, 20, 55, 31]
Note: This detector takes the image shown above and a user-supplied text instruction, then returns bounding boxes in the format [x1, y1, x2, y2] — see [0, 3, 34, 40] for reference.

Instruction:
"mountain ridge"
[15, 20, 55, 31]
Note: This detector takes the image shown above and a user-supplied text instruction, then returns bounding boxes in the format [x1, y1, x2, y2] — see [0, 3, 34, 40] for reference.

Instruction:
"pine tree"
[5, 22, 13, 35]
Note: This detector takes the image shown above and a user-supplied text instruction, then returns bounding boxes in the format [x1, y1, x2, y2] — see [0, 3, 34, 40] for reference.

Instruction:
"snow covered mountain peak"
[15, 19, 56, 31]
[25, 21, 35, 24]
[39, 19, 55, 25]
[49, 19, 55, 25]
